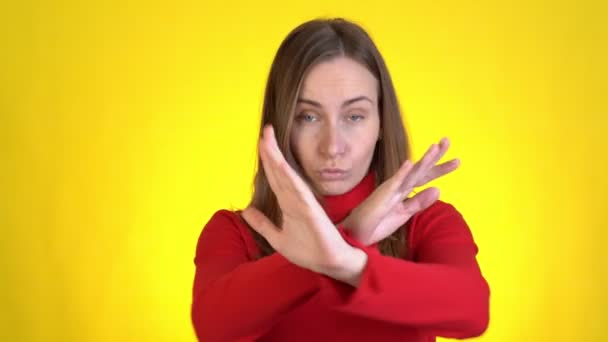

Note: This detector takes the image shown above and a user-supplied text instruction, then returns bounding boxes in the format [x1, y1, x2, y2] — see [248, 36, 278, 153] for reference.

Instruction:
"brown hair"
[243, 17, 412, 259]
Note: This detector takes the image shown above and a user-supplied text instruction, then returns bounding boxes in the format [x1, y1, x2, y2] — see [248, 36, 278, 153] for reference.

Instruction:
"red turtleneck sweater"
[191, 171, 490, 341]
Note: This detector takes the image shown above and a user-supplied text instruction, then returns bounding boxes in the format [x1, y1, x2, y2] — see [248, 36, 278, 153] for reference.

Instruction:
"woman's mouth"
[318, 169, 348, 181]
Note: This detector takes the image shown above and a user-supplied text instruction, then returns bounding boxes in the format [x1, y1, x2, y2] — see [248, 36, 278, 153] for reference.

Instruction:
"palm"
[343, 138, 459, 246]
[242, 125, 350, 275]
[364, 187, 440, 245]
[366, 200, 411, 245]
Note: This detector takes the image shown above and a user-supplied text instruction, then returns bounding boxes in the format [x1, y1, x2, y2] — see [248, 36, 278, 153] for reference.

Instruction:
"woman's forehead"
[297, 86, 378, 109]
[298, 58, 378, 102]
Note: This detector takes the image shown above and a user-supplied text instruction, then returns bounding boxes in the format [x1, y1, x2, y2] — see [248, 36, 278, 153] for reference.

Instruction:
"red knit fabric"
[191, 171, 490, 341]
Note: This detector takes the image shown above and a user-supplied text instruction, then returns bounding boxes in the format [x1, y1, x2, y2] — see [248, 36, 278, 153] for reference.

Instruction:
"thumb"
[241, 206, 281, 246]
[404, 187, 440, 214]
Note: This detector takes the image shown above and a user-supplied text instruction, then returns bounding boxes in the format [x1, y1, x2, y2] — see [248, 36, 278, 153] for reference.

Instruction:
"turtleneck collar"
[319, 169, 376, 224]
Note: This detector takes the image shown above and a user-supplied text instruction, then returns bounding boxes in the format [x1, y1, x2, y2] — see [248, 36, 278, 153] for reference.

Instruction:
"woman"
[191, 17, 490, 341]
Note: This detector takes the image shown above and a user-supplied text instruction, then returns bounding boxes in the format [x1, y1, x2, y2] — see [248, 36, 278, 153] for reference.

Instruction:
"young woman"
[191, 17, 490, 342]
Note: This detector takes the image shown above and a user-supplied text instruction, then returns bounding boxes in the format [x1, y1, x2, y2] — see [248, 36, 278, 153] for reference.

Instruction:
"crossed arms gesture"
[241, 124, 460, 286]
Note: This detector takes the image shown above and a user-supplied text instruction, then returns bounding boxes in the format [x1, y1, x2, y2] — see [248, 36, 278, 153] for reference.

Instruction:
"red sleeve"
[318, 201, 490, 339]
[190, 209, 321, 342]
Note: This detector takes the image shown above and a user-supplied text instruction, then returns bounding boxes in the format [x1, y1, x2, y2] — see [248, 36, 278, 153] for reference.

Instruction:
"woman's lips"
[318, 169, 348, 181]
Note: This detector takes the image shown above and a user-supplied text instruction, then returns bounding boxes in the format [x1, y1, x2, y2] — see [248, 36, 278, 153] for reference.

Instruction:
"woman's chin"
[315, 180, 354, 196]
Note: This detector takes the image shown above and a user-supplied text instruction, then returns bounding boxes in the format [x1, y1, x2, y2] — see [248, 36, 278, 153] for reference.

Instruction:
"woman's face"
[290, 56, 381, 196]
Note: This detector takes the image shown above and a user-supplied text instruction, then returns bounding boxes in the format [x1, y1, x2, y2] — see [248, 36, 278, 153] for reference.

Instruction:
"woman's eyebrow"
[296, 95, 373, 108]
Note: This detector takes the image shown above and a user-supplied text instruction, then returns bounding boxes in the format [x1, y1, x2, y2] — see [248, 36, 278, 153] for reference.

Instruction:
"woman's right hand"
[340, 138, 460, 246]
[241, 125, 354, 277]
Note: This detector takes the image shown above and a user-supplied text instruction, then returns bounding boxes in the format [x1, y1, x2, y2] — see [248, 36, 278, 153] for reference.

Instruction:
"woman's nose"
[319, 126, 346, 158]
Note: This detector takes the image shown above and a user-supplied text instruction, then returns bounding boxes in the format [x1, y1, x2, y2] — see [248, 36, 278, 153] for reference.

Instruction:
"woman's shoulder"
[201, 208, 250, 238]
[196, 208, 260, 260]
[206, 208, 245, 226]
[413, 199, 462, 221]
[407, 199, 474, 249]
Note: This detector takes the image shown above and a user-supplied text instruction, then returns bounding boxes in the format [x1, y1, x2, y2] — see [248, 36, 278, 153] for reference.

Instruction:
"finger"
[412, 138, 451, 186]
[264, 125, 284, 160]
[263, 124, 305, 195]
[393, 159, 414, 192]
[263, 125, 295, 192]
[241, 206, 281, 247]
[418, 158, 460, 185]
[264, 125, 312, 197]
[420, 137, 451, 183]
[418, 142, 443, 174]
[259, 134, 284, 193]
[403, 144, 439, 190]
[430, 137, 450, 166]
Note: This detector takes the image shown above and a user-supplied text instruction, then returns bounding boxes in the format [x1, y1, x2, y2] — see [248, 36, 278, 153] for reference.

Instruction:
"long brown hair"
[243, 17, 412, 259]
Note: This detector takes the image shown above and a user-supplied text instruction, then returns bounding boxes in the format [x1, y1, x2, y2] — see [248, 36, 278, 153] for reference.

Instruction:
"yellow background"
[2, 0, 606, 341]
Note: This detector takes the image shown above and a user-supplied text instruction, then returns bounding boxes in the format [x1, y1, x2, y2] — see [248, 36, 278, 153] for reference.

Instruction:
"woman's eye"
[297, 113, 317, 122]
[348, 114, 365, 122]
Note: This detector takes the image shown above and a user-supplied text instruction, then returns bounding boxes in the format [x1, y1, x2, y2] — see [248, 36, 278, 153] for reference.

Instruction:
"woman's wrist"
[328, 246, 368, 287]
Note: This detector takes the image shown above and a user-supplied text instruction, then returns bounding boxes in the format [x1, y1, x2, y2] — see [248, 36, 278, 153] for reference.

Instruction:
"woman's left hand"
[340, 137, 460, 246]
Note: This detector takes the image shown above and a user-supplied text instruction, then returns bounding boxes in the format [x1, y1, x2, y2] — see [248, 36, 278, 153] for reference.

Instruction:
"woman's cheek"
[292, 130, 316, 167]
